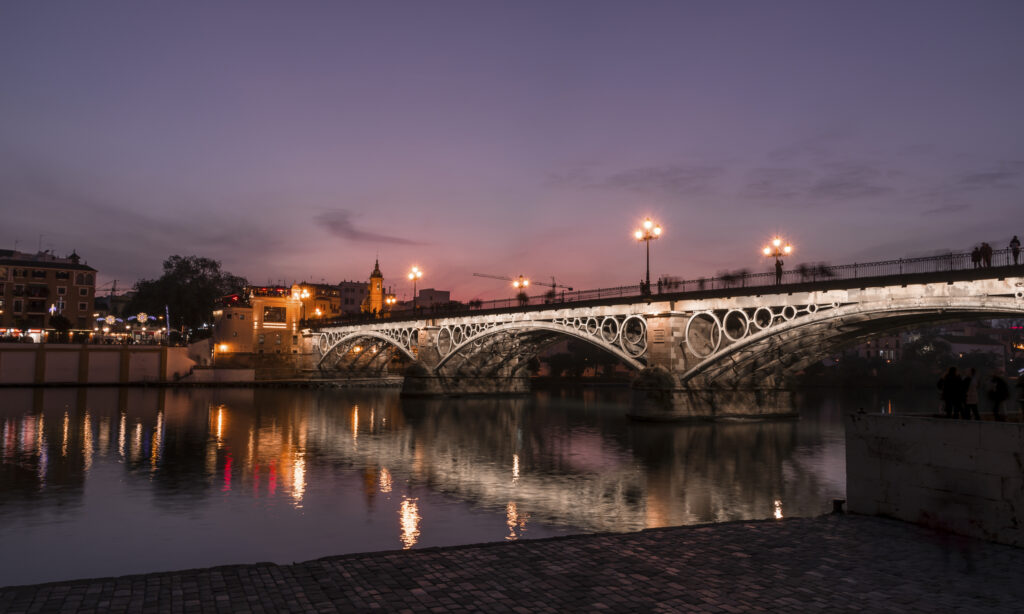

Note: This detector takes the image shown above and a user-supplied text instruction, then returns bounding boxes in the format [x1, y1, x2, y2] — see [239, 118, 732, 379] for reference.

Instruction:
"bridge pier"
[400, 363, 531, 397]
[628, 367, 797, 421]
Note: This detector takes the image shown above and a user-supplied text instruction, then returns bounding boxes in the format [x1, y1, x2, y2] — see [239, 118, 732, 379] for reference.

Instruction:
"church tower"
[367, 259, 384, 314]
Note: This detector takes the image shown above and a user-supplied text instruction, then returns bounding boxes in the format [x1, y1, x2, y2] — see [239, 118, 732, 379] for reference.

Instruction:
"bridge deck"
[310, 262, 1024, 328]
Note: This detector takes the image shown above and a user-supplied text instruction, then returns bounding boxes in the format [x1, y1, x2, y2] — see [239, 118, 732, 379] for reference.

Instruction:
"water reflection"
[0, 385, 853, 586]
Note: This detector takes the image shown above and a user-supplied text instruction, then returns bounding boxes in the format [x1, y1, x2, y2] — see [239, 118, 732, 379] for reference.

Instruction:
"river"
[0, 385, 925, 586]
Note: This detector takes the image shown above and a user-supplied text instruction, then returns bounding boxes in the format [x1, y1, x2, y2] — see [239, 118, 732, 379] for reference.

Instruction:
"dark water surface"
[0, 385, 909, 586]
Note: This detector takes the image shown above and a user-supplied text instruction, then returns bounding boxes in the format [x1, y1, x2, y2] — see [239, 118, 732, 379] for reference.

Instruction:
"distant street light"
[763, 236, 794, 285]
[408, 266, 423, 310]
[512, 275, 529, 289]
[634, 217, 662, 295]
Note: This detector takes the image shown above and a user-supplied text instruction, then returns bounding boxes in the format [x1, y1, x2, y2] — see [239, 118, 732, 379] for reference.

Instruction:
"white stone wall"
[846, 413, 1024, 546]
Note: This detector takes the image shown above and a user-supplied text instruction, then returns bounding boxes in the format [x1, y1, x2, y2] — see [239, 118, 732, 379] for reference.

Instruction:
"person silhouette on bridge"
[981, 242, 993, 268]
[1011, 236, 1021, 265]
[971, 246, 981, 269]
[774, 259, 784, 285]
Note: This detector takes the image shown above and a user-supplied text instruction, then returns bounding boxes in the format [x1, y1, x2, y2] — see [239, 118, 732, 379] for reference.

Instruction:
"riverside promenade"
[3, 514, 1023, 613]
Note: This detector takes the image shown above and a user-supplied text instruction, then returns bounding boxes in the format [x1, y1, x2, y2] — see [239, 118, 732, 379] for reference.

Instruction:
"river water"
[0, 385, 919, 587]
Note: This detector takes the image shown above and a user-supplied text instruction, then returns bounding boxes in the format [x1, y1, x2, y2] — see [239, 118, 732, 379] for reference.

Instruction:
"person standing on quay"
[963, 367, 981, 420]
[937, 367, 963, 418]
[987, 369, 1009, 421]
[1011, 235, 1021, 265]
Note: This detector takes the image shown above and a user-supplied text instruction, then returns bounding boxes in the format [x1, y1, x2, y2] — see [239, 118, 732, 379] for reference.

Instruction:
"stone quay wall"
[846, 412, 1024, 546]
[0, 344, 197, 385]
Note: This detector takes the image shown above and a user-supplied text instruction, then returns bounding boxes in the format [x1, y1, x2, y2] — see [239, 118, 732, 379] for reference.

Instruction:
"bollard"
[832, 498, 846, 514]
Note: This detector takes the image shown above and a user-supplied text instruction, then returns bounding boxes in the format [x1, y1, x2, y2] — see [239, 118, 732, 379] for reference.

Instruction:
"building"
[413, 288, 450, 309]
[291, 282, 341, 320]
[361, 260, 385, 314]
[0, 249, 97, 336]
[337, 280, 369, 315]
[212, 286, 302, 361]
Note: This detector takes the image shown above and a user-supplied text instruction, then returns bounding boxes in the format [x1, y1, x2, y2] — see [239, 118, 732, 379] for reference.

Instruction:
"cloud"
[957, 162, 1024, 189]
[546, 165, 724, 197]
[742, 167, 812, 200]
[922, 203, 971, 215]
[808, 163, 893, 201]
[314, 209, 423, 245]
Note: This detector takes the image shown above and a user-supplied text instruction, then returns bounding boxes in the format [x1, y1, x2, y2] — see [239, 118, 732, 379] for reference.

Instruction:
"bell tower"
[368, 259, 384, 314]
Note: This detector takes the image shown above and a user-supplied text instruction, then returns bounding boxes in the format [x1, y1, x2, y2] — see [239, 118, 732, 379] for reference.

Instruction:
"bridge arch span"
[316, 329, 418, 368]
[434, 319, 647, 373]
[681, 296, 1024, 388]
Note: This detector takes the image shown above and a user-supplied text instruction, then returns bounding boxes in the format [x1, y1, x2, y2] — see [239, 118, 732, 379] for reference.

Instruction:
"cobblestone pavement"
[3, 514, 1024, 613]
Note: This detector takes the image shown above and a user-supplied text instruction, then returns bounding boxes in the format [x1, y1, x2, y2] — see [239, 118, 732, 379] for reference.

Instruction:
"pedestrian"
[987, 369, 1010, 421]
[937, 366, 963, 418]
[1011, 235, 1021, 265]
[981, 242, 993, 268]
[1017, 373, 1024, 420]
[971, 246, 981, 269]
[775, 259, 784, 285]
[963, 367, 981, 420]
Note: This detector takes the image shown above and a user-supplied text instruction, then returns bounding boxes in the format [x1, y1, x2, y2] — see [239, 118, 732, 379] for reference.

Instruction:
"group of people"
[972, 236, 1022, 268]
[937, 366, 1020, 421]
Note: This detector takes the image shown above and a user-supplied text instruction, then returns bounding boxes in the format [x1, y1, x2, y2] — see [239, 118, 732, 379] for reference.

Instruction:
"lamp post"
[634, 217, 662, 295]
[408, 266, 423, 311]
[512, 275, 530, 307]
[762, 236, 793, 285]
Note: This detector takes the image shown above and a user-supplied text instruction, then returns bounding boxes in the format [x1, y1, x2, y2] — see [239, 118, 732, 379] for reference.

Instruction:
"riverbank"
[3, 514, 1021, 613]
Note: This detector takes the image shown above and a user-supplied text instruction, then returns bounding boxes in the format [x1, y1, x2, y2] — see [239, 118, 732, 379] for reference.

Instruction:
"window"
[263, 306, 286, 323]
[239, 314, 245, 320]
[79, 288, 88, 296]
[78, 302, 87, 311]
[225, 313, 232, 319]
[31, 270, 46, 279]
[55, 271, 70, 280]
[13, 269, 26, 278]
[275, 334, 281, 345]
[258, 334, 265, 344]
[0, 267, 7, 280]
[292, 335, 298, 344]
[13, 299, 22, 313]
[57, 287, 67, 295]
[232, 331, 237, 337]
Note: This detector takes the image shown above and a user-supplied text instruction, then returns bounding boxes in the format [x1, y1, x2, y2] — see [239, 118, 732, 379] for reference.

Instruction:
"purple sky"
[2, 2, 1023, 301]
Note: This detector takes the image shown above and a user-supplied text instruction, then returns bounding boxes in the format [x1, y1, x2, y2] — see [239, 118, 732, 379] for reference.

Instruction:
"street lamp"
[408, 266, 423, 311]
[762, 236, 793, 285]
[634, 217, 662, 295]
[512, 275, 529, 289]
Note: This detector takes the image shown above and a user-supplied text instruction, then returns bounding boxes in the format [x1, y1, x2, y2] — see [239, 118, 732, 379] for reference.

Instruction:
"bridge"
[303, 248, 1024, 420]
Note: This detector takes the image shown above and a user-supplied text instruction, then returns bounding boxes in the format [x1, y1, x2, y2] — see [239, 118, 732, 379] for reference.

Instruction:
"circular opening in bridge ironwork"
[1016, 289, 1024, 300]
[437, 327, 454, 355]
[781, 305, 798, 321]
[317, 334, 330, 354]
[620, 315, 647, 357]
[722, 309, 749, 341]
[831, 301, 841, 309]
[752, 307, 773, 330]
[452, 326, 465, 345]
[805, 303, 818, 314]
[585, 318, 600, 336]
[600, 317, 620, 343]
[685, 312, 722, 358]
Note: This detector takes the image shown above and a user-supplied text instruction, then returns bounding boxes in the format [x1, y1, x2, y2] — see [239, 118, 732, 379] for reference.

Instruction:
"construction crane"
[472, 273, 573, 302]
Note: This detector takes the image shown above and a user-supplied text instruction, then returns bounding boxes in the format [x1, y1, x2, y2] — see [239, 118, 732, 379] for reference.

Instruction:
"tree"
[516, 291, 530, 307]
[128, 255, 247, 331]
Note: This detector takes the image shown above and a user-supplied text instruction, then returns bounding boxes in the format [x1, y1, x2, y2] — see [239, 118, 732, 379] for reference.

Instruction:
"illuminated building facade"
[212, 286, 301, 360]
[290, 282, 341, 320]
[0, 249, 97, 335]
[362, 260, 385, 315]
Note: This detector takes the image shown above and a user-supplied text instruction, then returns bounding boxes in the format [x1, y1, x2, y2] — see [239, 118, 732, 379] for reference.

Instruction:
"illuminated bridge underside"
[306, 276, 1024, 418]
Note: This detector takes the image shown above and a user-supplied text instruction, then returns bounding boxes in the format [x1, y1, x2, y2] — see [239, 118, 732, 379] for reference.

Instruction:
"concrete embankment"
[3, 515, 1023, 612]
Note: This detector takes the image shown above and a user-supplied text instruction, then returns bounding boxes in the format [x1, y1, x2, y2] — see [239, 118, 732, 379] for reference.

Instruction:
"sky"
[2, 1, 1023, 301]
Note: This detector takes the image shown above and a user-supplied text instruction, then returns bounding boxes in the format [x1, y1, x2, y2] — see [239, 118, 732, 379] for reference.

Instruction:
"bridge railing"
[306, 247, 1020, 327]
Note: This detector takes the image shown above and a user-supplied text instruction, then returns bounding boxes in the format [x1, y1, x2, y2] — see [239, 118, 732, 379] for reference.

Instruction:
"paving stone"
[4, 516, 1024, 612]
